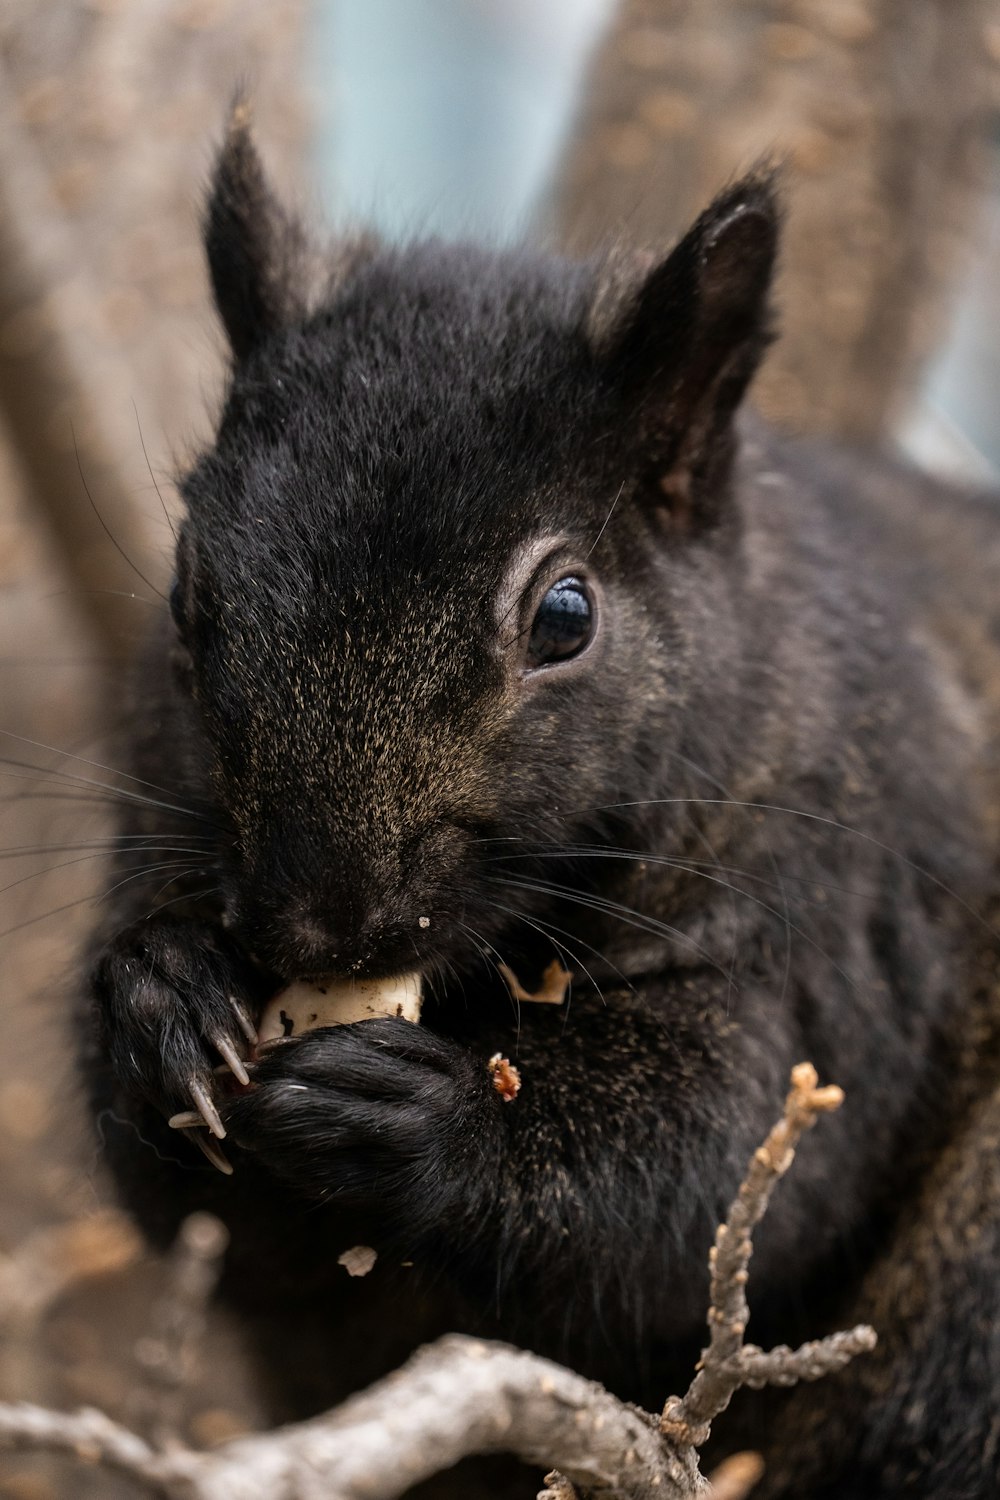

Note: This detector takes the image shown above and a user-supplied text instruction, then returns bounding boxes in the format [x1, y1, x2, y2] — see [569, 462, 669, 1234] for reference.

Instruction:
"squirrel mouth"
[254, 959, 573, 1048]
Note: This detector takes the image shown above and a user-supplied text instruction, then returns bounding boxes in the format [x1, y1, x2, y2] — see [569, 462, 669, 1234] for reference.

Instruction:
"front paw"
[92, 917, 260, 1155]
[223, 1020, 503, 1246]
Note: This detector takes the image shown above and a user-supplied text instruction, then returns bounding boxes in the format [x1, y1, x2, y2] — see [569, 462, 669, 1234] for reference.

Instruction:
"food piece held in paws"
[488, 1052, 521, 1102]
[258, 972, 423, 1045]
[498, 959, 571, 1006]
[338, 1245, 378, 1278]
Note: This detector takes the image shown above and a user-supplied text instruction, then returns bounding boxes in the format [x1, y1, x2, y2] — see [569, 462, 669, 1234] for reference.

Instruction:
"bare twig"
[661, 1063, 876, 1446]
[0, 1401, 162, 1485]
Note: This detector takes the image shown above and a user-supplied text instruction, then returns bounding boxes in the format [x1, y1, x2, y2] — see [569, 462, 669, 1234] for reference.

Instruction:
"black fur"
[79, 123, 1000, 1496]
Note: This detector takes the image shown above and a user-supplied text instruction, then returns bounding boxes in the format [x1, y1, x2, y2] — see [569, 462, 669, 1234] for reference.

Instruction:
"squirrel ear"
[204, 105, 306, 361]
[588, 170, 780, 524]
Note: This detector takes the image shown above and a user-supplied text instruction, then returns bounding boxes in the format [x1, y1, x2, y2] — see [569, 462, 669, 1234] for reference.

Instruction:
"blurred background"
[0, 2, 997, 1494]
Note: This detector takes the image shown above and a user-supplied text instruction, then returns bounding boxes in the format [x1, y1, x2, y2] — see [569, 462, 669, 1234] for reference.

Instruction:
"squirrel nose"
[238, 901, 343, 978]
[288, 915, 339, 971]
[256, 905, 377, 978]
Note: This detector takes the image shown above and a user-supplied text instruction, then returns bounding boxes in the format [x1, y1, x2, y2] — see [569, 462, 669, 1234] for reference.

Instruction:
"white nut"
[338, 1245, 378, 1278]
[259, 973, 422, 1044]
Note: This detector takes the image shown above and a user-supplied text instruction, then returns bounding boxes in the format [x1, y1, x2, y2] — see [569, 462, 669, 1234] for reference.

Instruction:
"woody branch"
[0, 1066, 876, 1500]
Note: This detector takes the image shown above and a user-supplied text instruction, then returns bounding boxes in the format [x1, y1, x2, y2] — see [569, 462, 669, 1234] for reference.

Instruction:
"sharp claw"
[192, 1132, 234, 1176]
[229, 996, 258, 1046]
[189, 1076, 226, 1139]
[168, 1110, 205, 1130]
[214, 1034, 251, 1086]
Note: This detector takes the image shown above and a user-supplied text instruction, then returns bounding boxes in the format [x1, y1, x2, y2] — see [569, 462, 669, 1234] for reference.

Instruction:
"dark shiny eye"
[527, 576, 594, 669]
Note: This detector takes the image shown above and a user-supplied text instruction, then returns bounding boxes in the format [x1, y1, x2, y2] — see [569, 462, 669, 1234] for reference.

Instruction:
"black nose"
[285, 915, 340, 972]
[247, 906, 344, 977]
[241, 897, 430, 981]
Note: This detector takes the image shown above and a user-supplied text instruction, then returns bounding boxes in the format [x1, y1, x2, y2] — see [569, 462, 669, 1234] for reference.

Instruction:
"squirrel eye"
[526, 576, 594, 669]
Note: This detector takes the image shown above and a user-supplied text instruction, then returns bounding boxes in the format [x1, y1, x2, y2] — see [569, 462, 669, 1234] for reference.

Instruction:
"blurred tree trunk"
[0, 7, 309, 1495]
[543, 0, 1000, 443]
[0, 0, 308, 653]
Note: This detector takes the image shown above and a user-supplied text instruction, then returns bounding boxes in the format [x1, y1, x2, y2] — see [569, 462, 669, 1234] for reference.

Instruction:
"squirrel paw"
[223, 1019, 502, 1241]
[92, 917, 258, 1169]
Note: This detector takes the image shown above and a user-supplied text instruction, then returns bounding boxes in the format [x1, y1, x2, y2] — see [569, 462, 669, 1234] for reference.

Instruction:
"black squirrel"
[79, 120, 1000, 1498]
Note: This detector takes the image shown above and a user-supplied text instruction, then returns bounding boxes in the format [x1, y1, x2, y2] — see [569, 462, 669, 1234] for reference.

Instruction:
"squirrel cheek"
[257, 973, 423, 1045]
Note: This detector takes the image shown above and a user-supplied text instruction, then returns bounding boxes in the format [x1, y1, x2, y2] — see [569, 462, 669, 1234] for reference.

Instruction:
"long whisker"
[0, 864, 210, 942]
[489, 833, 879, 1016]
[660, 746, 795, 1029]
[684, 815, 740, 1017]
[0, 758, 216, 825]
[584, 794, 997, 936]
[490, 874, 735, 984]
[0, 729, 200, 805]
[133, 398, 179, 545]
[482, 899, 635, 996]
[454, 918, 508, 973]
[102, 860, 211, 902]
[44, 587, 164, 610]
[141, 884, 222, 922]
[0, 849, 213, 898]
[0, 893, 110, 941]
[0, 786, 154, 810]
[0, 836, 214, 859]
[494, 895, 694, 1064]
[494, 863, 857, 994]
[485, 900, 615, 1022]
[480, 904, 584, 1037]
[586, 479, 626, 558]
[73, 425, 167, 605]
[486, 846, 873, 904]
[454, 919, 523, 1029]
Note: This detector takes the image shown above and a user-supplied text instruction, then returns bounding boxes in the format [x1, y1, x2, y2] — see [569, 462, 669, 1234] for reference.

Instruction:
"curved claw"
[228, 995, 259, 1047]
[167, 1110, 233, 1173]
[189, 1075, 226, 1139]
[192, 1133, 233, 1175]
[214, 1034, 250, 1086]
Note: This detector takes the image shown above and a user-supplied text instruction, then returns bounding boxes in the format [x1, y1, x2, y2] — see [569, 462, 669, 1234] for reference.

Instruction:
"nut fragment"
[258, 973, 422, 1044]
[498, 960, 571, 1006]
[337, 1245, 378, 1278]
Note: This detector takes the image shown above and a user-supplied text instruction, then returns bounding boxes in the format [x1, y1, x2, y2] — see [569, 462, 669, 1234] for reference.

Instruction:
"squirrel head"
[173, 118, 780, 984]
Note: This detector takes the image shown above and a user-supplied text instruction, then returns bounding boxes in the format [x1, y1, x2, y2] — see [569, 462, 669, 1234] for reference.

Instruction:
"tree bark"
[0, 0, 308, 651]
[542, 0, 999, 441]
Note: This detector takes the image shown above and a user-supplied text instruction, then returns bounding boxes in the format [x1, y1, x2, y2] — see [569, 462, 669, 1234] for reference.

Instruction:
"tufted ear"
[588, 170, 780, 526]
[203, 105, 308, 361]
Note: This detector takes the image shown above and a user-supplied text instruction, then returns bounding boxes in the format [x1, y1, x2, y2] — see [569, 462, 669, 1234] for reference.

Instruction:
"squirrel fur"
[79, 122, 1000, 1497]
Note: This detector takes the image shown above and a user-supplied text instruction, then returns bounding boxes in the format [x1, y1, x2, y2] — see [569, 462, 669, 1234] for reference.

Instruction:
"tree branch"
[0, 1338, 703, 1500]
[0, 1402, 160, 1484]
[0, 1066, 877, 1499]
